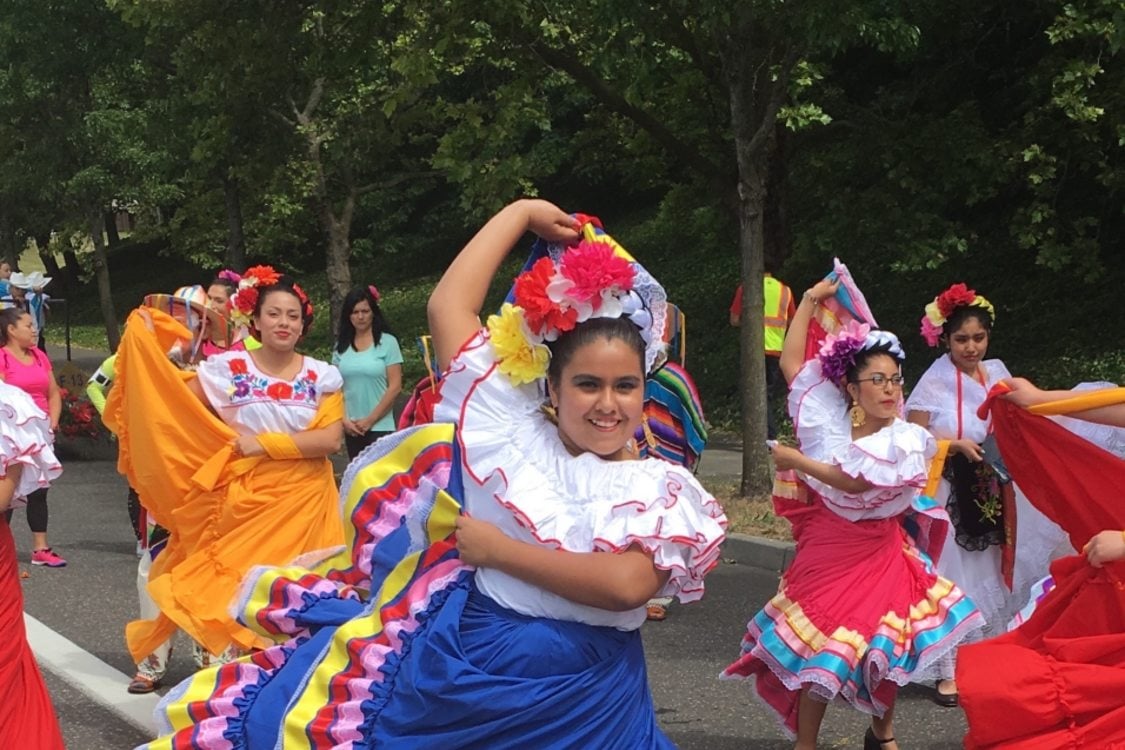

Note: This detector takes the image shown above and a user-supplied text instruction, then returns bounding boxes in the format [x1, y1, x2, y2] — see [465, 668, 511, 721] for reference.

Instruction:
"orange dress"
[104, 310, 345, 661]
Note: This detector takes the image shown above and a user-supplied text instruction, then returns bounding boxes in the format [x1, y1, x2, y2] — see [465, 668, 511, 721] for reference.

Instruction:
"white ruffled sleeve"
[305, 358, 343, 394]
[806, 420, 936, 521]
[0, 381, 61, 506]
[590, 464, 727, 603]
[904, 356, 953, 416]
[787, 359, 851, 462]
[432, 329, 544, 428]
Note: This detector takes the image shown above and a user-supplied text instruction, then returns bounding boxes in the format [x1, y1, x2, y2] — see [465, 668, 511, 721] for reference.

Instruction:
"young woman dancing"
[722, 278, 983, 750]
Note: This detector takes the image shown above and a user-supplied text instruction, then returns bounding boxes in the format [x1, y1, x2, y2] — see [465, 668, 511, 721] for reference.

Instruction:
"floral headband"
[217, 269, 242, 284]
[818, 320, 904, 383]
[920, 282, 995, 347]
[229, 264, 314, 328]
[486, 217, 667, 386]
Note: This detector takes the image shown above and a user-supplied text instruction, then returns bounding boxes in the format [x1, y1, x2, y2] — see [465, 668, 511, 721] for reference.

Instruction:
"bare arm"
[770, 443, 875, 494]
[236, 422, 343, 460]
[361, 363, 402, 429]
[46, 376, 61, 431]
[427, 200, 580, 372]
[1004, 377, 1125, 428]
[779, 279, 839, 384]
[906, 410, 930, 428]
[455, 515, 671, 611]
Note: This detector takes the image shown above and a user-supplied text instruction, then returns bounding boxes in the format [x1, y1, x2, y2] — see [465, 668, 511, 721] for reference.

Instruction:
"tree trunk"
[104, 210, 121, 247]
[0, 207, 18, 271]
[222, 175, 247, 271]
[321, 203, 353, 340]
[88, 210, 120, 351]
[34, 233, 63, 282]
[61, 248, 83, 290]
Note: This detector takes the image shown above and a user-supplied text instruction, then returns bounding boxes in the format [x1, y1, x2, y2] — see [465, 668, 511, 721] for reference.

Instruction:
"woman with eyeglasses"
[905, 284, 1068, 707]
[333, 286, 402, 460]
[723, 278, 983, 750]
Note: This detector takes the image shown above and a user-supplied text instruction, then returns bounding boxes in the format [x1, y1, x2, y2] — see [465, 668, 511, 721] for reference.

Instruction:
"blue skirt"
[239, 577, 673, 749]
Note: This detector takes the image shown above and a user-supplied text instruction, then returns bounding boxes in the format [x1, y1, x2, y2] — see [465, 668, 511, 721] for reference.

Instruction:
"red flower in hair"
[558, 240, 634, 310]
[514, 257, 577, 336]
[233, 287, 259, 316]
[266, 382, 293, 401]
[230, 359, 249, 375]
[245, 265, 281, 287]
[936, 283, 978, 319]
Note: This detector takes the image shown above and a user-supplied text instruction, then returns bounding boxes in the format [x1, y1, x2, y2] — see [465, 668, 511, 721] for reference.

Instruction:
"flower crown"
[920, 282, 995, 347]
[818, 320, 904, 383]
[217, 269, 242, 284]
[486, 219, 666, 386]
[230, 265, 314, 329]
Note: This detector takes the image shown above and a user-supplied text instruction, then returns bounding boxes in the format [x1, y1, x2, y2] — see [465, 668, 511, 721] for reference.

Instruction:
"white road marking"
[24, 612, 157, 733]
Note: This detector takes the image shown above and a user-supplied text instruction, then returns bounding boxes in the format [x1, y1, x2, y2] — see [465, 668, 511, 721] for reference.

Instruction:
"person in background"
[202, 270, 252, 357]
[333, 285, 403, 460]
[0, 307, 64, 567]
[0, 260, 12, 305]
[730, 266, 796, 438]
[7, 271, 51, 351]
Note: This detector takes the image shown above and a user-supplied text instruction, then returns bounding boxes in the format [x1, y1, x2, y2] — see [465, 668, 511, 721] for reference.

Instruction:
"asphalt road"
[12, 455, 971, 750]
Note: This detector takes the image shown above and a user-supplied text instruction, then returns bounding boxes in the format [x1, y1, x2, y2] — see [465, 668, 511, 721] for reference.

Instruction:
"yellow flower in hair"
[487, 303, 550, 386]
[924, 301, 944, 326]
[972, 295, 996, 321]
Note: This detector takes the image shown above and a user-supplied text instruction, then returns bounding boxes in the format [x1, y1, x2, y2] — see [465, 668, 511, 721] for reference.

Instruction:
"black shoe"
[864, 727, 895, 750]
[932, 680, 959, 707]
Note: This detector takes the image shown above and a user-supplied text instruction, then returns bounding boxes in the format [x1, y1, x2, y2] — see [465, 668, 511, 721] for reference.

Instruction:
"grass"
[705, 480, 792, 541]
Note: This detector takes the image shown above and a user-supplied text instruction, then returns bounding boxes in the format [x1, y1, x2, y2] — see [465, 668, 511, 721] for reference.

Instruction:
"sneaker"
[31, 548, 67, 567]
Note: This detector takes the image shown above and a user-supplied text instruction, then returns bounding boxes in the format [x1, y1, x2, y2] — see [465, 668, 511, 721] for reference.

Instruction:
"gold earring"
[849, 401, 867, 428]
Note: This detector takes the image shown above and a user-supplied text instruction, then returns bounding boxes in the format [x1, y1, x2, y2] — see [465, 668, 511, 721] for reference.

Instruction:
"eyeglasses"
[851, 374, 905, 388]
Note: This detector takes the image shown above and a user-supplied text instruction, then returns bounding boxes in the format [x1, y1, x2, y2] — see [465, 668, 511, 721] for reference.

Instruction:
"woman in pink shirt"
[0, 308, 64, 567]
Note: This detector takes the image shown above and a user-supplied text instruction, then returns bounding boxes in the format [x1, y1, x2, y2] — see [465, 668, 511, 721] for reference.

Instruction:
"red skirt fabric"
[959, 555, 1125, 749]
[0, 518, 65, 749]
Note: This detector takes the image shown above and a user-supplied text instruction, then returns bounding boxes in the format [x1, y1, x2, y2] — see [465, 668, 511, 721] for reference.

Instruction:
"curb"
[721, 532, 794, 573]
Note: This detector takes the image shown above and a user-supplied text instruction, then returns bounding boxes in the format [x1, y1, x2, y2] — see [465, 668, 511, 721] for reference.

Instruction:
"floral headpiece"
[920, 282, 995, 347]
[486, 218, 667, 386]
[368, 284, 381, 303]
[217, 269, 242, 284]
[229, 265, 314, 329]
[818, 320, 904, 383]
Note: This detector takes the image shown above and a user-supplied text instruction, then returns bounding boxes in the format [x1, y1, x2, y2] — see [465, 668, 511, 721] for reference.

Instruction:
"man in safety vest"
[729, 269, 796, 439]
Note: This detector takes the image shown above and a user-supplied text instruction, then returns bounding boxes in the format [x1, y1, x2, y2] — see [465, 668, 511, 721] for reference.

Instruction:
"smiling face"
[846, 352, 903, 424]
[946, 315, 990, 375]
[549, 336, 645, 460]
[253, 289, 303, 352]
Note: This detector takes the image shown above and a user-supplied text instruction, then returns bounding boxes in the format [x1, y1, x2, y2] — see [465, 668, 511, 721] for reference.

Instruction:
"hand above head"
[524, 199, 581, 243]
[1083, 529, 1125, 568]
[804, 279, 840, 304]
[454, 513, 512, 568]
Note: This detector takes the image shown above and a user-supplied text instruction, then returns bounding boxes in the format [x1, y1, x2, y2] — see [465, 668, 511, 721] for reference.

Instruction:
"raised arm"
[779, 278, 839, 384]
[427, 200, 579, 372]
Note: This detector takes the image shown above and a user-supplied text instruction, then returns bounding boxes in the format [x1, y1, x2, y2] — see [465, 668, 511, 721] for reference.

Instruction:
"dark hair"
[335, 286, 392, 354]
[845, 342, 904, 383]
[0, 307, 30, 346]
[942, 304, 993, 339]
[208, 276, 238, 299]
[253, 276, 314, 336]
[546, 316, 646, 385]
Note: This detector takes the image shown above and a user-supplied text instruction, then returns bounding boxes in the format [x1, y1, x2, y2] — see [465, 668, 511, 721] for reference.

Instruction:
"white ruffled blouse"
[434, 330, 727, 631]
[788, 360, 936, 521]
[196, 351, 343, 435]
[905, 354, 1011, 443]
[0, 379, 61, 506]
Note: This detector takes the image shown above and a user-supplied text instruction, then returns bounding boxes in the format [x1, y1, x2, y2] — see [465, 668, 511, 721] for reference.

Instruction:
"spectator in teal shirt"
[332, 285, 403, 460]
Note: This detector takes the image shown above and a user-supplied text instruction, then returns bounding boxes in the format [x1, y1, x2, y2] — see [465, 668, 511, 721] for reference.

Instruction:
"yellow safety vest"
[763, 276, 792, 355]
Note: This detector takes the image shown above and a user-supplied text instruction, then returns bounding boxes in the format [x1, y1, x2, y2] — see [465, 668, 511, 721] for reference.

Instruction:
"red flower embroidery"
[230, 358, 249, 375]
[936, 283, 978, 319]
[305, 369, 317, 383]
[266, 382, 293, 400]
[514, 257, 577, 336]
